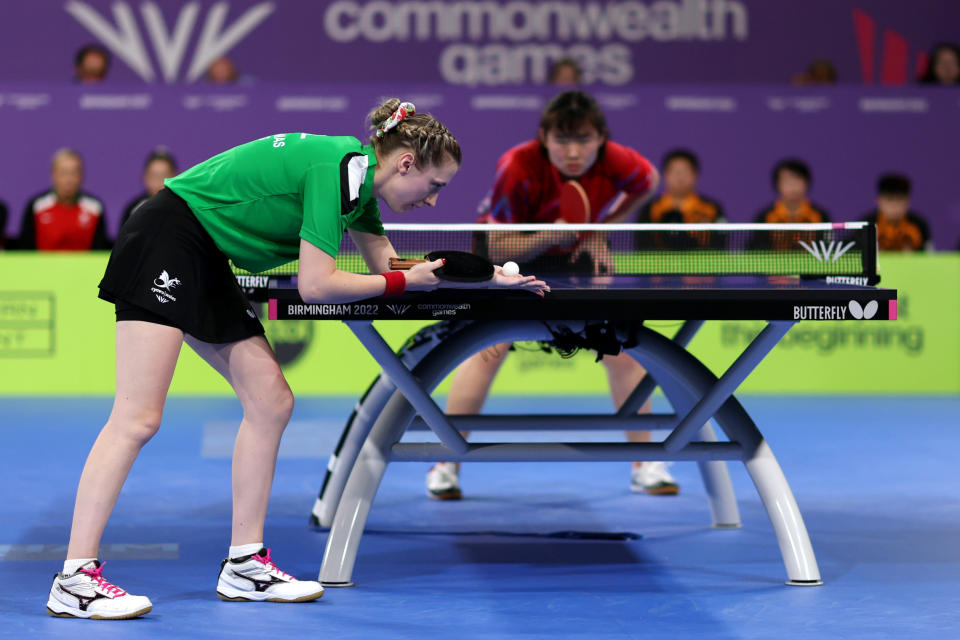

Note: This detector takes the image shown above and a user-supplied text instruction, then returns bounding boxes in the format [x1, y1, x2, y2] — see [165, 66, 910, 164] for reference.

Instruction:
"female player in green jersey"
[47, 99, 545, 619]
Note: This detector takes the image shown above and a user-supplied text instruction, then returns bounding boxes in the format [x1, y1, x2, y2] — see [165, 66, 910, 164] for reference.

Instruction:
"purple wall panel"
[0, 85, 958, 248]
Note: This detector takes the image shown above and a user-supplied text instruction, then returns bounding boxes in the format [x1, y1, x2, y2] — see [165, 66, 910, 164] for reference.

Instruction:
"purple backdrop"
[0, 84, 958, 248]
[0, 1, 957, 85]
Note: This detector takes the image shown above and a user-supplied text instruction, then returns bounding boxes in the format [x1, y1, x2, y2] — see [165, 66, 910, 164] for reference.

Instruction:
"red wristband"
[380, 270, 406, 297]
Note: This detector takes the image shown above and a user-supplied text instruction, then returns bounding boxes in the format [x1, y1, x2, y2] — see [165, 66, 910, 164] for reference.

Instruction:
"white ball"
[502, 261, 520, 276]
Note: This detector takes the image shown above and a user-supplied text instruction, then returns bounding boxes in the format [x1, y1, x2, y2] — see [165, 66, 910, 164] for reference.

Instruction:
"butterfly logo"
[848, 300, 878, 320]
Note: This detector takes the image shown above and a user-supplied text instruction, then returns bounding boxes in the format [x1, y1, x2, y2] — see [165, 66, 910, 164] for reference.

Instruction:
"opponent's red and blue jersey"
[476, 140, 655, 223]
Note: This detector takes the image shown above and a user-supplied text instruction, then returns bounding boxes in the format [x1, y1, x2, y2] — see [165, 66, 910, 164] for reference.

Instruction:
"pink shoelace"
[252, 548, 294, 581]
[79, 563, 127, 597]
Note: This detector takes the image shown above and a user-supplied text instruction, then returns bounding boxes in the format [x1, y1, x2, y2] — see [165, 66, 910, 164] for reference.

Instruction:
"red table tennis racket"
[559, 180, 591, 223]
[388, 250, 495, 283]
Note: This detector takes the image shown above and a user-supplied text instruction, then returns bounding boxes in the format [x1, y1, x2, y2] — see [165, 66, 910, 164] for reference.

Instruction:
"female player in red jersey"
[426, 90, 679, 500]
[47, 99, 544, 620]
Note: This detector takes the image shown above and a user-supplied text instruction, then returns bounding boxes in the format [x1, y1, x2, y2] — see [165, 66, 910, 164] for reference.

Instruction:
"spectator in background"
[862, 174, 931, 251]
[206, 56, 238, 84]
[755, 159, 830, 224]
[752, 159, 829, 251]
[640, 149, 725, 224]
[74, 44, 110, 83]
[639, 149, 725, 249]
[13, 148, 109, 251]
[918, 43, 960, 85]
[792, 59, 838, 86]
[121, 148, 178, 227]
[548, 57, 582, 86]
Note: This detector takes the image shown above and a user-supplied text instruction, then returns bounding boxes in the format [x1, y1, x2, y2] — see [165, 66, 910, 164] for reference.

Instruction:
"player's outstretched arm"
[297, 238, 442, 303]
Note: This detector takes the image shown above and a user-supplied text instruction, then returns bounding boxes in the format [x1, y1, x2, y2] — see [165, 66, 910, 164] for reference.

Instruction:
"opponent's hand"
[551, 219, 580, 248]
[402, 259, 443, 292]
[572, 233, 614, 275]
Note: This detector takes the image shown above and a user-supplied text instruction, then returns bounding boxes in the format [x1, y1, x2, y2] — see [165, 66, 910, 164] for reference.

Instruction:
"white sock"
[63, 558, 96, 576]
[229, 542, 263, 560]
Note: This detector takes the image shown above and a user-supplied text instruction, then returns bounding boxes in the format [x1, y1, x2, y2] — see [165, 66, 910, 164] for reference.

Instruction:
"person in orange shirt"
[752, 159, 830, 251]
[639, 149, 726, 249]
[641, 149, 725, 225]
[862, 174, 931, 251]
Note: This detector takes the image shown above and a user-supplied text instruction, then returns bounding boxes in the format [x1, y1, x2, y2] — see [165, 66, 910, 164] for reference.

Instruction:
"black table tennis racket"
[388, 250, 496, 283]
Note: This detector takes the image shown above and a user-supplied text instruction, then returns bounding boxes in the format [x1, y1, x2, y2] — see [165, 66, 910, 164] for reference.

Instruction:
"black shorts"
[98, 188, 265, 343]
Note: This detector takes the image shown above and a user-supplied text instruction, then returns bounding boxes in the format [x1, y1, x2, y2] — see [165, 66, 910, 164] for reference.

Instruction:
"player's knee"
[112, 408, 164, 445]
[248, 378, 294, 427]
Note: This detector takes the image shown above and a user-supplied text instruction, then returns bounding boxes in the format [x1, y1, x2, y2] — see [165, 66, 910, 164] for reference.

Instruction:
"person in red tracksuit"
[14, 148, 110, 251]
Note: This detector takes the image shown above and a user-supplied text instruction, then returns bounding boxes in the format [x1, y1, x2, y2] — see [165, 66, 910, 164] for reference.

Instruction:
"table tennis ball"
[502, 261, 520, 276]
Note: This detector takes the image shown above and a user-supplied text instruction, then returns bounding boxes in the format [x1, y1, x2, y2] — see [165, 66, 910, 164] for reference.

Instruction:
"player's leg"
[426, 342, 513, 500]
[185, 334, 322, 603]
[50, 320, 183, 619]
[600, 352, 678, 495]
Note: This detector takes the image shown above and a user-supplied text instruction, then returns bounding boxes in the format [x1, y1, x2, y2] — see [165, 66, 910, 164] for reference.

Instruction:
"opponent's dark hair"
[538, 91, 609, 139]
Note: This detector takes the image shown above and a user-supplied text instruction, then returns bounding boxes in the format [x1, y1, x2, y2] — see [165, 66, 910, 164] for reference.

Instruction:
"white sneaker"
[47, 561, 153, 619]
[217, 548, 324, 602]
[426, 462, 462, 500]
[631, 461, 679, 495]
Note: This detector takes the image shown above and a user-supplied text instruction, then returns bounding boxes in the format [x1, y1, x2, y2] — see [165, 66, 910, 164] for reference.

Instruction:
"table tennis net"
[231, 222, 878, 281]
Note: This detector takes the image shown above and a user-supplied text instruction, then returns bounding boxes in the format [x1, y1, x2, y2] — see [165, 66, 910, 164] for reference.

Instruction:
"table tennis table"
[259, 272, 897, 587]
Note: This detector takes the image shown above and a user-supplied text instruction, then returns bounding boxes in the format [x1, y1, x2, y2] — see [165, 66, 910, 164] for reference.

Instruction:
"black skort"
[98, 188, 265, 343]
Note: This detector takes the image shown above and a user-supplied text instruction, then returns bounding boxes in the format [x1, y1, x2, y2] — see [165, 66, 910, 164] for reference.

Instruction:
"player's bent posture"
[48, 99, 545, 620]
[426, 90, 678, 501]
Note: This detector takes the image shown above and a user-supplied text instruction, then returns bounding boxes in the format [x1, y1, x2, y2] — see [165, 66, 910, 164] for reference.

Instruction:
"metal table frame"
[310, 316, 822, 587]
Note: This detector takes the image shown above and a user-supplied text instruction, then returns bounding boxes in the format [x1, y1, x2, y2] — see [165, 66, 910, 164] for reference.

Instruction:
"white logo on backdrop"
[65, 1, 275, 83]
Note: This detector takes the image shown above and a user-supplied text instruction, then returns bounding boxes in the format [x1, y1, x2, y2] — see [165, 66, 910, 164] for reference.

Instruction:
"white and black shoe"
[47, 561, 153, 619]
[426, 462, 462, 500]
[217, 548, 324, 603]
[631, 461, 680, 495]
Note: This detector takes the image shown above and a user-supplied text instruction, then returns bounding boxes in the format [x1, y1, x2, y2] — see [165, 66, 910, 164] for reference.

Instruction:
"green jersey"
[165, 134, 383, 273]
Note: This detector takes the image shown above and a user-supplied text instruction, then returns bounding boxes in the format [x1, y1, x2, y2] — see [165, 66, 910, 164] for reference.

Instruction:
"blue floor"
[1, 395, 958, 639]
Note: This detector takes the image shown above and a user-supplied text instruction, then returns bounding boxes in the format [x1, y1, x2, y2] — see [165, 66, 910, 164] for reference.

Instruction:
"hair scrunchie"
[376, 102, 416, 137]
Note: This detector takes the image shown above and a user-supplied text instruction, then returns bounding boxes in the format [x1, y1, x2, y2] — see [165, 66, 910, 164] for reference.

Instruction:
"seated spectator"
[918, 43, 960, 85]
[74, 44, 110, 83]
[548, 57, 582, 86]
[13, 148, 109, 251]
[120, 148, 178, 227]
[862, 174, 931, 251]
[639, 149, 725, 248]
[206, 56, 238, 84]
[791, 59, 838, 86]
[755, 159, 830, 224]
[752, 158, 830, 250]
[0, 198, 8, 249]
